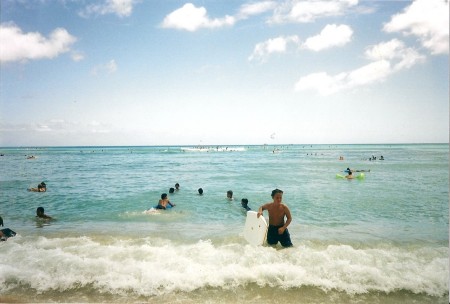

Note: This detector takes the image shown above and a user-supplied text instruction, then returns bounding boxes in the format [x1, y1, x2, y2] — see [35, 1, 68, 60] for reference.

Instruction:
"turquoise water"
[0, 144, 448, 303]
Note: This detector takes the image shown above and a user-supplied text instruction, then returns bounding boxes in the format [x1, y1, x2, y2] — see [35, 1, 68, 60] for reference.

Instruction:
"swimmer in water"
[28, 182, 47, 192]
[156, 193, 175, 210]
[241, 198, 251, 211]
[36, 206, 52, 219]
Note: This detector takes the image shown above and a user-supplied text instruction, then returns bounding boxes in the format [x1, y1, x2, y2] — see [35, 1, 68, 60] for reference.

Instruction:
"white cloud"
[71, 51, 85, 62]
[383, 0, 449, 55]
[364, 39, 425, 71]
[270, 0, 358, 24]
[237, 1, 277, 19]
[249, 24, 352, 62]
[249, 35, 300, 62]
[295, 39, 425, 95]
[91, 59, 118, 75]
[161, 3, 235, 32]
[302, 24, 353, 51]
[0, 23, 76, 63]
[79, 0, 139, 18]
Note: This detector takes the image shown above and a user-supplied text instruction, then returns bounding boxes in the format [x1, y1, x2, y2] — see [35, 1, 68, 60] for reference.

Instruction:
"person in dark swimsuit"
[257, 189, 293, 247]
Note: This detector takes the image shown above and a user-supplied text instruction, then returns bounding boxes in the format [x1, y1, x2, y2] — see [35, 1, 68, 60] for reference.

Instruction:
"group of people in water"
[0, 207, 52, 241]
[154, 184, 293, 248]
[10, 180, 294, 248]
[1, 181, 53, 241]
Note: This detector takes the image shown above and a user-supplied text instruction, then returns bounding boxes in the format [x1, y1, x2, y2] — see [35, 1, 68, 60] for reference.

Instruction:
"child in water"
[36, 206, 52, 219]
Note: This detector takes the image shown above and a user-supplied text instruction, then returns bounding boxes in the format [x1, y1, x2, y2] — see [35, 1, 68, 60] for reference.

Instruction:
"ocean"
[0, 144, 448, 303]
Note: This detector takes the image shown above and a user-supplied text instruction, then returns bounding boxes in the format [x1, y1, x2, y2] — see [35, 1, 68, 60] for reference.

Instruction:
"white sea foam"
[181, 147, 246, 152]
[0, 236, 447, 297]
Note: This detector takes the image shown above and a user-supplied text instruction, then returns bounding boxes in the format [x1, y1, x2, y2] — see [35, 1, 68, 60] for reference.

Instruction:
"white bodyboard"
[243, 211, 268, 246]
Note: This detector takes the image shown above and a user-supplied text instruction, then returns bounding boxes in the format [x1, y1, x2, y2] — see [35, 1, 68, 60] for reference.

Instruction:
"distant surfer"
[156, 193, 175, 210]
[257, 189, 293, 247]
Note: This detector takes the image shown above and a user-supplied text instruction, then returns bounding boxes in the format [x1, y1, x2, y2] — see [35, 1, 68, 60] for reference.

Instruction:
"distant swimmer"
[257, 189, 293, 248]
[156, 193, 175, 210]
[36, 207, 52, 219]
[227, 190, 234, 201]
[345, 168, 370, 173]
[28, 182, 47, 192]
[169, 187, 175, 194]
[27, 155, 36, 159]
[175, 183, 180, 191]
[345, 171, 354, 179]
[198, 188, 203, 195]
[241, 198, 251, 211]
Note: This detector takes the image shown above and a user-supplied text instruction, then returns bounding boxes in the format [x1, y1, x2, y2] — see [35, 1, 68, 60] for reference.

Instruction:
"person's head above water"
[227, 190, 233, 198]
[198, 188, 203, 195]
[241, 198, 248, 206]
[161, 193, 168, 199]
[169, 188, 175, 193]
[36, 206, 45, 216]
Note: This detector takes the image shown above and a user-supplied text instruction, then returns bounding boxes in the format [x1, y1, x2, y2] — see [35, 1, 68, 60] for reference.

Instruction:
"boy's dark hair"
[241, 198, 248, 204]
[37, 207, 44, 213]
[169, 188, 175, 193]
[161, 193, 168, 199]
[198, 188, 203, 194]
[271, 189, 283, 198]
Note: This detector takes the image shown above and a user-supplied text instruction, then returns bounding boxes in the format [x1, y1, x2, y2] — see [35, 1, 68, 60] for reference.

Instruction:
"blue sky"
[0, 0, 448, 146]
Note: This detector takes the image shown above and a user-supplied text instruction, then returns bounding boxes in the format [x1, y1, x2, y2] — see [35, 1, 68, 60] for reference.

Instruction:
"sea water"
[0, 144, 448, 303]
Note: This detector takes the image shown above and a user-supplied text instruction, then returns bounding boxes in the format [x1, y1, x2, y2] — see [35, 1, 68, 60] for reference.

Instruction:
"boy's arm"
[282, 205, 292, 229]
[257, 203, 268, 217]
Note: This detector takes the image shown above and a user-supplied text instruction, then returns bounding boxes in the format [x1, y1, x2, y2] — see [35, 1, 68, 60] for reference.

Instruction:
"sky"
[0, 0, 448, 146]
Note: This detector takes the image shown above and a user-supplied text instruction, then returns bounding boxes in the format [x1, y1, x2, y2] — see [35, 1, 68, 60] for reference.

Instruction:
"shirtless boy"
[257, 189, 293, 247]
[156, 193, 175, 210]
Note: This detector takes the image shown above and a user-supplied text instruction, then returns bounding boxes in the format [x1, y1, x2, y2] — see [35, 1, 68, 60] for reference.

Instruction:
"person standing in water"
[257, 189, 293, 247]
